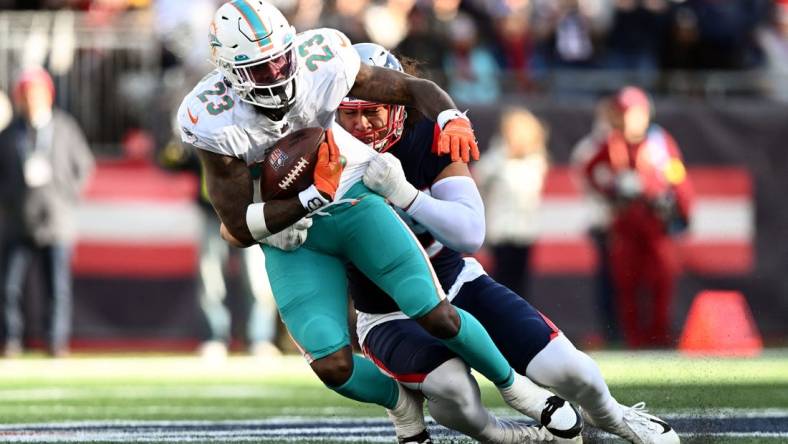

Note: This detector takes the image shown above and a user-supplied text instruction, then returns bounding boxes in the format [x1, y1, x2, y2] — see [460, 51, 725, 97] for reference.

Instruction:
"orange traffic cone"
[678, 290, 763, 357]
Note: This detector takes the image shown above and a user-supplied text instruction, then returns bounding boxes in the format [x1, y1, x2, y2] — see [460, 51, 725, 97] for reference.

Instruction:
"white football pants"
[411, 335, 624, 441]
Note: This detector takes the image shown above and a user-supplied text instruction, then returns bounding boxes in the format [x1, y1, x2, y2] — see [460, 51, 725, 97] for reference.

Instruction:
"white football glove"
[261, 217, 312, 251]
[363, 153, 419, 209]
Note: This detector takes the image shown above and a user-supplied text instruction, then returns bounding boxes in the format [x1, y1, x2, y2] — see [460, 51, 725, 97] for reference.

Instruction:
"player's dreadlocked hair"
[393, 53, 426, 128]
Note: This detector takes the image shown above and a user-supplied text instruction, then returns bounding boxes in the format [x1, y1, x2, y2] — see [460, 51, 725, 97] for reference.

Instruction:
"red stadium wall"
[496, 166, 753, 275]
[68, 160, 204, 350]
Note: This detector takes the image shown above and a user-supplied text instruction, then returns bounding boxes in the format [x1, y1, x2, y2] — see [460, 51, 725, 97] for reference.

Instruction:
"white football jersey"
[177, 28, 374, 199]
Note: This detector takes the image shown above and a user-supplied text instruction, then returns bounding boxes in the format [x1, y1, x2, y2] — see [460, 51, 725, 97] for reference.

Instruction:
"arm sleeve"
[70, 119, 95, 194]
[405, 176, 485, 254]
[63, 114, 95, 200]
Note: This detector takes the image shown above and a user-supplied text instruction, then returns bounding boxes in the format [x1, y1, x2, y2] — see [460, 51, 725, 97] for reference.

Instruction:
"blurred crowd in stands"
[3, 0, 788, 100]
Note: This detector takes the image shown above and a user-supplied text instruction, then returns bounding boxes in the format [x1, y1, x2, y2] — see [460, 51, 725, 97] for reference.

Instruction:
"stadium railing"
[0, 10, 161, 156]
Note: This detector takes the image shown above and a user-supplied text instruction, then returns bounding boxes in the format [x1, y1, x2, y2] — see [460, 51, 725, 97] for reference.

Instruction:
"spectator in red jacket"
[582, 86, 694, 348]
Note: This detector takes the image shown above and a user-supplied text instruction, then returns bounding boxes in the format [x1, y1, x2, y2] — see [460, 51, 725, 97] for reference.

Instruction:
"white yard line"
[0, 412, 786, 443]
[1, 408, 787, 427]
[666, 408, 788, 418]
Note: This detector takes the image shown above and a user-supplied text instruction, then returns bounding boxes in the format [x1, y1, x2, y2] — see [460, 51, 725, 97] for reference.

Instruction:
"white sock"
[419, 358, 502, 441]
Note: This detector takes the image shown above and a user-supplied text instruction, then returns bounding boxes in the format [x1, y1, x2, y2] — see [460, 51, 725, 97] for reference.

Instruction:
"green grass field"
[0, 350, 785, 442]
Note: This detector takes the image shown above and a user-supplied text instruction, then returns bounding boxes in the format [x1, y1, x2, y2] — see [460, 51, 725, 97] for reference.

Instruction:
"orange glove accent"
[437, 118, 480, 163]
[313, 129, 344, 200]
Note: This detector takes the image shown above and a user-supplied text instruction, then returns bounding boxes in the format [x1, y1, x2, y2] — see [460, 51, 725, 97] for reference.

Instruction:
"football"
[259, 127, 325, 202]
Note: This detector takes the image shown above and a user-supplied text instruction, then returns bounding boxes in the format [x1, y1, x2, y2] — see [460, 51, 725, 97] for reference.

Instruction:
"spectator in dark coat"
[0, 67, 94, 357]
[604, 0, 671, 75]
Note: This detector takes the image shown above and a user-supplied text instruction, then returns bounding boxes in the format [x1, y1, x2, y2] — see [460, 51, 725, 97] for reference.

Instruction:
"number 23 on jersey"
[196, 81, 235, 116]
[298, 33, 337, 72]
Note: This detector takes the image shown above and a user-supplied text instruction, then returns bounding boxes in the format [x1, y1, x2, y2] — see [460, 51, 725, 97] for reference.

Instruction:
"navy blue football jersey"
[350, 118, 466, 315]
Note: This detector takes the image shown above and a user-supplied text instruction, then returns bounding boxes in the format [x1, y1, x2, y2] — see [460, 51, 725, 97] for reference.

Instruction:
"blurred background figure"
[158, 140, 280, 361]
[674, 0, 767, 71]
[395, 4, 448, 84]
[571, 96, 621, 346]
[475, 107, 548, 298]
[493, 10, 536, 92]
[320, 0, 370, 44]
[363, 0, 415, 50]
[0, 66, 94, 358]
[581, 86, 693, 349]
[532, 0, 597, 69]
[443, 12, 500, 104]
[603, 0, 670, 85]
[756, 0, 788, 100]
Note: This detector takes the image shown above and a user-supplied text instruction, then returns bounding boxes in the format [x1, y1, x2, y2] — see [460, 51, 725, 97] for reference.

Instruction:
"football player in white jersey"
[176, 1, 582, 443]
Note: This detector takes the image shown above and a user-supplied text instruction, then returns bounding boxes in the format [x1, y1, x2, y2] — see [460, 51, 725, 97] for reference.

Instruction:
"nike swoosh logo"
[648, 418, 672, 434]
[187, 108, 199, 124]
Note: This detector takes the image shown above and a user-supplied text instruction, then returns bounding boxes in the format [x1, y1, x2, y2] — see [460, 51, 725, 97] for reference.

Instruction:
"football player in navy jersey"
[329, 43, 680, 444]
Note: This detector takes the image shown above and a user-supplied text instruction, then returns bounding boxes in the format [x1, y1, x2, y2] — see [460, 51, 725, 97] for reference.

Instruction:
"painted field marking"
[0, 413, 786, 443]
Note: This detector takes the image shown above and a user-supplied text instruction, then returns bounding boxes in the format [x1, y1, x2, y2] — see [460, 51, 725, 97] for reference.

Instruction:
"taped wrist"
[246, 203, 270, 241]
[388, 181, 420, 209]
[437, 109, 469, 130]
[298, 184, 330, 212]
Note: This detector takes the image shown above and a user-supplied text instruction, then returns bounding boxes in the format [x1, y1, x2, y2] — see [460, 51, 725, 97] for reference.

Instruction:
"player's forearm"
[223, 198, 307, 248]
[350, 66, 456, 122]
[407, 177, 486, 254]
[210, 189, 257, 247]
[262, 198, 309, 234]
[195, 147, 257, 247]
[407, 78, 457, 122]
[238, 197, 309, 247]
[220, 222, 247, 248]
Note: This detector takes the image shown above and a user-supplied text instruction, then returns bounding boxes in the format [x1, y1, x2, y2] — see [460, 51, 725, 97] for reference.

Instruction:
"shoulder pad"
[176, 71, 237, 153]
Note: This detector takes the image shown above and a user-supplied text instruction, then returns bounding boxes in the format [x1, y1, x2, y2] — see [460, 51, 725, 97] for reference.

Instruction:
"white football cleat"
[386, 384, 431, 443]
[499, 372, 583, 440]
[607, 402, 679, 444]
[494, 419, 583, 444]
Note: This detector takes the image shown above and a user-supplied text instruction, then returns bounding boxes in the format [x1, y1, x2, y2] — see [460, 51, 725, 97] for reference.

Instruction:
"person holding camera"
[582, 86, 694, 348]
